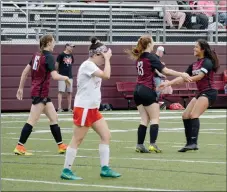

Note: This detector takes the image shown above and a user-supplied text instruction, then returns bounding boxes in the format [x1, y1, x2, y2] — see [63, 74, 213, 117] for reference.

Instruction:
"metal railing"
[1, 0, 226, 44]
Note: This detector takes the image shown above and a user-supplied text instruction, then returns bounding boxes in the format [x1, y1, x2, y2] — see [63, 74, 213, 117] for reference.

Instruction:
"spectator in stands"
[126, 35, 192, 153]
[218, 0, 227, 27]
[197, 0, 216, 17]
[177, 0, 193, 29]
[159, 39, 220, 152]
[14, 34, 70, 155]
[163, 0, 186, 29]
[189, 1, 212, 29]
[56, 43, 75, 112]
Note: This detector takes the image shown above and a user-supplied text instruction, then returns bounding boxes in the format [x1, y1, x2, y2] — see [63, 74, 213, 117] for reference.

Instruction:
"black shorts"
[31, 96, 51, 105]
[196, 89, 217, 106]
[134, 84, 158, 106]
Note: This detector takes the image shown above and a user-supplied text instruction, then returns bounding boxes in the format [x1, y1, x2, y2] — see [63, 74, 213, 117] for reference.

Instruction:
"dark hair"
[39, 34, 54, 52]
[125, 35, 153, 60]
[197, 39, 220, 72]
[89, 36, 103, 50]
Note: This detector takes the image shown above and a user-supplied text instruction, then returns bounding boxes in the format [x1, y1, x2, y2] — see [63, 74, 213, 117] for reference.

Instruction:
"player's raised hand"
[101, 48, 112, 60]
[181, 72, 192, 82]
[16, 88, 23, 100]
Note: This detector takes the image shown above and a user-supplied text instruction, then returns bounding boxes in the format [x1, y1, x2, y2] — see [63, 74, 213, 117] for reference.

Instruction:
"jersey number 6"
[137, 61, 144, 76]
[33, 55, 40, 71]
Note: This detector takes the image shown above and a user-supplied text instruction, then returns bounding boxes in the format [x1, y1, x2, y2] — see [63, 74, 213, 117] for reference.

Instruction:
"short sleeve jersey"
[56, 52, 74, 79]
[185, 58, 215, 92]
[29, 50, 55, 97]
[136, 52, 165, 89]
[74, 60, 102, 109]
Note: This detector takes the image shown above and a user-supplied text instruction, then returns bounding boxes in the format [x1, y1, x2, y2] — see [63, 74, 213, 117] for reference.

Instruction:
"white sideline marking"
[1, 110, 226, 117]
[1, 114, 226, 123]
[1, 178, 181, 191]
[2, 137, 226, 147]
[2, 121, 226, 129]
[1, 153, 226, 165]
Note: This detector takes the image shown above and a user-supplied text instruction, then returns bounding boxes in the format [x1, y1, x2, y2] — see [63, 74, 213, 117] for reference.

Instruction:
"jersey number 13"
[137, 61, 144, 76]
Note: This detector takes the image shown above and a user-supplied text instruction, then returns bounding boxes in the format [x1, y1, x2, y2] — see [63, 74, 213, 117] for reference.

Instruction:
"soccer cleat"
[148, 144, 162, 153]
[178, 144, 199, 152]
[60, 168, 83, 180]
[58, 143, 68, 154]
[100, 166, 121, 178]
[14, 145, 33, 156]
[58, 108, 64, 112]
[68, 108, 73, 113]
[135, 144, 150, 153]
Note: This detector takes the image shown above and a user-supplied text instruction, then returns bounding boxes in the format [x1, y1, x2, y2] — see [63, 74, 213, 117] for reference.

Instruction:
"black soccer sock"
[50, 124, 63, 145]
[150, 124, 159, 144]
[183, 119, 192, 145]
[18, 123, 33, 145]
[137, 124, 147, 144]
[190, 118, 200, 145]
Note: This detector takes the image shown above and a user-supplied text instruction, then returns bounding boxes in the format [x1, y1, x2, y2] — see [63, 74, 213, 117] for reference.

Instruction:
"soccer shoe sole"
[14, 149, 33, 156]
[148, 146, 162, 153]
[60, 174, 83, 180]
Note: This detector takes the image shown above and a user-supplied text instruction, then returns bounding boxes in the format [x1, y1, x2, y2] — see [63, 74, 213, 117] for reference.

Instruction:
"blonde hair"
[125, 35, 153, 60]
[39, 34, 54, 52]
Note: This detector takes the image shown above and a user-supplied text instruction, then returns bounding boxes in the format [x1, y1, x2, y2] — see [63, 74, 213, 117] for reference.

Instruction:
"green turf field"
[1, 110, 226, 191]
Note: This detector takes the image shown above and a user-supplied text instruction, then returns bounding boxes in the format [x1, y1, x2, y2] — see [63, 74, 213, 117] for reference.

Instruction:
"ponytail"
[210, 50, 219, 72]
[125, 35, 153, 60]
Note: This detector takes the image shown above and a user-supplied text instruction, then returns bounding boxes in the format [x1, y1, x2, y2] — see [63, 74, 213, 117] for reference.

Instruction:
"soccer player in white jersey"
[60, 37, 121, 180]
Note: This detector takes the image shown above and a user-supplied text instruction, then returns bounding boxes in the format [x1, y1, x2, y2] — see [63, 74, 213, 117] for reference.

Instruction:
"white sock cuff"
[99, 144, 109, 148]
[67, 146, 77, 154]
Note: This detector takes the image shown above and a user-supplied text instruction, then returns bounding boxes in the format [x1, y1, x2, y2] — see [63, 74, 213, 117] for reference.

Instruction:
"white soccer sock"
[99, 144, 109, 167]
[64, 146, 77, 170]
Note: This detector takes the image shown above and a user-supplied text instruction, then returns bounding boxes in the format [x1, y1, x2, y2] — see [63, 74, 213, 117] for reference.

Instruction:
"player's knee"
[140, 118, 149, 127]
[150, 118, 159, 125]
[182, 111, 190, 119]
[189, 112, 198, 119]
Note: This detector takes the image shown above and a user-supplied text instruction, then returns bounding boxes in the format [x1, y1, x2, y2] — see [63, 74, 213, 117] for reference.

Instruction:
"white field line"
[4, 129, 226, 135]
[2, 137, 226, 147]
[1, 153, 226, 165]
[2, 121, 226, 130]
[1, 110, 226, 117]
[1, 178, 182, 191]
[1, 115, 226, 124]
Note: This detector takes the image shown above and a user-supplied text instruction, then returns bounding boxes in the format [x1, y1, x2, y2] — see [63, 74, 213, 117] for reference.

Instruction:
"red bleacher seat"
[116, 82, 136, 109]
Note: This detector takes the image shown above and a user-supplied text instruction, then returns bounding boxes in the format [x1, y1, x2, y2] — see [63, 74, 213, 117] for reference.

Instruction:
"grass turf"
[1, 110, 226, 191]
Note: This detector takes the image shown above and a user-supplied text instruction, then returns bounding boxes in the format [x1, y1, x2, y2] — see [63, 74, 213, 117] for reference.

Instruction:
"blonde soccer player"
[60, 37, 121, 180]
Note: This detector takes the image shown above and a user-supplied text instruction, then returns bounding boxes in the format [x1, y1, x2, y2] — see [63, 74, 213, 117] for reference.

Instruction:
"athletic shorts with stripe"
[73, 107, 103, 127]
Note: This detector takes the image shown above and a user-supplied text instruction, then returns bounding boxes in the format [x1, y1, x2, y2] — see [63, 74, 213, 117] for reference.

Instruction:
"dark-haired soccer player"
[160, 39, 219, 152]
[60, 37, 121, 180]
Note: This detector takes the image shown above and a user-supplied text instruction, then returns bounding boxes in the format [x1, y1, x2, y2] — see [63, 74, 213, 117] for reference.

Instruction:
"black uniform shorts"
[134, 84, 158, 106]
[196, 89, 217, 106]
[31, 96, 51, 105]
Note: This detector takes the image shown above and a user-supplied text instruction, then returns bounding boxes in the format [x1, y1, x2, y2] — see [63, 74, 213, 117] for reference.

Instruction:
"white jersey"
[74, 60, 102, 109]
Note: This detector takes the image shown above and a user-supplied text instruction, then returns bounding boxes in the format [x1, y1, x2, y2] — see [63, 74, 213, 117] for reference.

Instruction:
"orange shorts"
[73, 107, 103, 127]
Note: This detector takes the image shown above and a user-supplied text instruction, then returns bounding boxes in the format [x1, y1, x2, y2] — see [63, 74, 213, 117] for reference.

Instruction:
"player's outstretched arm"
[162, 67, 192, 82]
